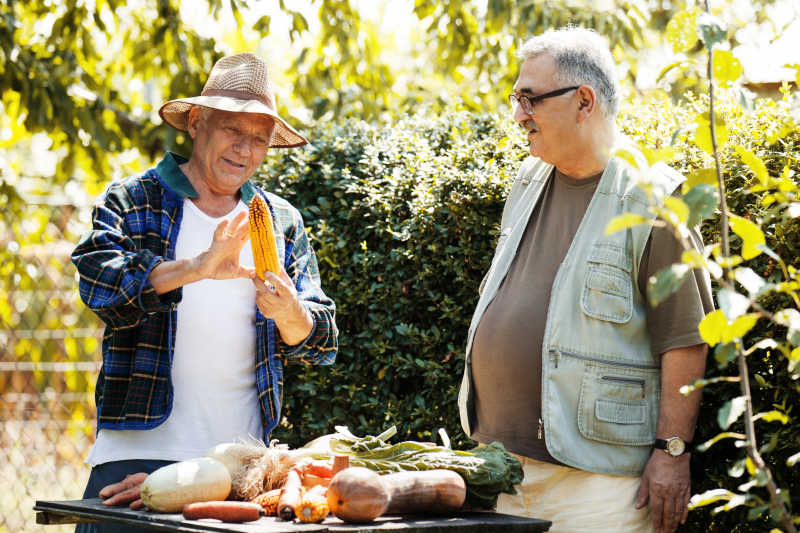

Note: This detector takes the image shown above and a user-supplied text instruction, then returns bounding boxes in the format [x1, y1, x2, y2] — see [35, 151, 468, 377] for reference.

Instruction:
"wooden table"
[34, 498, 551, 532]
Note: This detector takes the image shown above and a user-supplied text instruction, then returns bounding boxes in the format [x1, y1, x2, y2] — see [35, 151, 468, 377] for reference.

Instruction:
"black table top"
[34, 498, 551, 532]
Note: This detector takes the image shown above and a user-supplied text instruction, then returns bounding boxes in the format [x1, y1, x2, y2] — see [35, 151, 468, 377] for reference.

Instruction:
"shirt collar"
[155, 151, 257, 204]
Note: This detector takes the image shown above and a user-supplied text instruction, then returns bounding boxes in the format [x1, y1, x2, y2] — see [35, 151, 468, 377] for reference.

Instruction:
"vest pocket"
[581, 243, 633, 323]
[577, 361, 659, 446]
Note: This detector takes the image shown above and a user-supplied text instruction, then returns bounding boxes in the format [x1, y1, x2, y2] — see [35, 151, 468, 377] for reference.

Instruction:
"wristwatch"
[653, 436, 692, 456]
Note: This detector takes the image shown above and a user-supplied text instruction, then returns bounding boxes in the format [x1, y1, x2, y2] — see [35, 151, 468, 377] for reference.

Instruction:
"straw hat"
[158, 52, 308, 148]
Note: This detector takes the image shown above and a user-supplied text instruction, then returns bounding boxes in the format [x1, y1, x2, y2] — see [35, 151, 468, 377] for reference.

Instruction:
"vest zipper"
[601, 375, 647, 398]
[552, 349, 659, 370]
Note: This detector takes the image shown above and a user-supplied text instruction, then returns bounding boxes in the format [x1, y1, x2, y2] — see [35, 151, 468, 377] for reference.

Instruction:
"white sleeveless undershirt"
[87, 198, 262, 466]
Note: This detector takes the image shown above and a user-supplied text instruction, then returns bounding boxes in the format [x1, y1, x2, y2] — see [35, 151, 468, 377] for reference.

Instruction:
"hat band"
[200, 88, 275, 110]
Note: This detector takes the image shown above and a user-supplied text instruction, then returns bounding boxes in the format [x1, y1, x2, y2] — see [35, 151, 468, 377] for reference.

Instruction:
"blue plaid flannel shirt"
[71, 152, 337, 442]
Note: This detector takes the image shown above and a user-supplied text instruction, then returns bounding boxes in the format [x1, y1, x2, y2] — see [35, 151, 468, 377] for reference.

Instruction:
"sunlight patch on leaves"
[604, 213, 650, 235]
[693, 112, 728, 155]
[734, 146, 769, 185]
[729, 214, 765, 260]
[713, 49, 743, 87]
[718, 396, 747, 430]
[665, 9, 699, 53]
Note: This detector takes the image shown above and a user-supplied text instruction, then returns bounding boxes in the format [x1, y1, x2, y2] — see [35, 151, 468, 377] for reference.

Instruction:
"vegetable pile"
[132, 425, 523, 524]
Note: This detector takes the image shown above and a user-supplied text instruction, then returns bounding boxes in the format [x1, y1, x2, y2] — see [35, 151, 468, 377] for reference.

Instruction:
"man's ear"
[576, 86, 597, 122]
[186, 107, 201, 139]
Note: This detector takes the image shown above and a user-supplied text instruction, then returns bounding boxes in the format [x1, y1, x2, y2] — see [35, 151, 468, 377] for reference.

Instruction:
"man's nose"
[233, 135, 254, 155]
[512, 101, 531, 124]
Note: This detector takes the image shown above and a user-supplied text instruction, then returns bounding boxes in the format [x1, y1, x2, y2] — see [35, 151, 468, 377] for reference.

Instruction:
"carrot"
[278, 469, 303, 521]
[302, 460, 334, 479]
[182, 501, 263, 522]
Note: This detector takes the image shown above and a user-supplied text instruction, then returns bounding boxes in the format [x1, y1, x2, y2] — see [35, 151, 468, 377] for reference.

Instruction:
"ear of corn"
[249, 195, 281, 280]
[250, 488, 282, 516]
[295, 485, 329, 523]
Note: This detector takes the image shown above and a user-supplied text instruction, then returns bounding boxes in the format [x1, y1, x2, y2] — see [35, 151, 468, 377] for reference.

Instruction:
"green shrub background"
[256, 94, 799, 531]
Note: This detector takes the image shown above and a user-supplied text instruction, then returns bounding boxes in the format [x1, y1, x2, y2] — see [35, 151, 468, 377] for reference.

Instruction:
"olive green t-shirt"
[470, 169, 714, 463]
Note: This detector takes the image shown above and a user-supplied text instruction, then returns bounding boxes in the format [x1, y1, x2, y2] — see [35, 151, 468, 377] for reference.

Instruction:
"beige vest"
[458, 141, 685, 476]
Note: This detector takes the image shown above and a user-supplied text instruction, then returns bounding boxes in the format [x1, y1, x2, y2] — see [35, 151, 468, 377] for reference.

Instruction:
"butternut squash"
[382, 470, 466, 515]
[326, 467, 389, 523]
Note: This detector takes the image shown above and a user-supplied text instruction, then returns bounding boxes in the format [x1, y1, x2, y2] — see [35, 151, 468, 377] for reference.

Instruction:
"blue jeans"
[75, 459, 174, 533]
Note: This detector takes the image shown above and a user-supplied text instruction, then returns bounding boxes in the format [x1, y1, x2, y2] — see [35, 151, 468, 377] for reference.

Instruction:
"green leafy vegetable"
[313, 426, 523, 509]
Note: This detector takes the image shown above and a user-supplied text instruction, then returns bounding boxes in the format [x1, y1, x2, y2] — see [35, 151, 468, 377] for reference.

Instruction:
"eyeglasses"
[508, 86, 580, 115]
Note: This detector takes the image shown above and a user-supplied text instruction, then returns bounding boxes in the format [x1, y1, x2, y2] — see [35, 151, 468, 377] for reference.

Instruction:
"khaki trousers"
[497, 454, 654, 533]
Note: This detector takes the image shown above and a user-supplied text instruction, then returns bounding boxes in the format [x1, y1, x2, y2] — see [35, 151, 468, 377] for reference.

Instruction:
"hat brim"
[158, 95, 309, 148]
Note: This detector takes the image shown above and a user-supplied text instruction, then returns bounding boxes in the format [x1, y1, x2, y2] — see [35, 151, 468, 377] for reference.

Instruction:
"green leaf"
[665, 9, 699, 53]
[787, 451, 800, 467]
[728, 458, 746, 478]
[689, 488, 737, 509]
[693, 112, 728, 155]
[697, 12, 727, 49]
[252, 15, 271, 34]
[613, 147, 645, 170]
[604, 213, 650, 235]
[713, 49, 743, 86]
[680, 375, 739, 395]
[715, 493, 748, 513]
[733, 267, 765, 296]
[774, 308, 800, 330]
[729, 214, 765, 260]
[727, 314, 759, 341]
[683, 168, 718, 193]
[714, 342, 739, 366]
[700, 310, 727, 346]
[744, 338, 778, 356]
[656, 60, 692, 83]
[682, 249, 722, 279]
[734, 146, 769, 185]
[663, 196, 689, 225]
[647, 263, 690, 306]
[753, 410, 789, 424]
[746, 505, 770, 522]
[683, 183, 718, 227]
[696, 432, 746, 453]
[700, 310, 759, 346]
[718, 396, 747, 429]
[717, 287, 750, 320]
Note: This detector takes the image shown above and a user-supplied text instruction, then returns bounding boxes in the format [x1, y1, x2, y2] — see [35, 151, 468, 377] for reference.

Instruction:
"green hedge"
[255, 96, 799, 531]
[259, 111, 524, 446]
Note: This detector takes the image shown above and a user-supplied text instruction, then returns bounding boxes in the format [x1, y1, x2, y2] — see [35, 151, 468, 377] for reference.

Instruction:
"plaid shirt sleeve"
[71, 179, 180, 329]
[269, 194, 338, 365]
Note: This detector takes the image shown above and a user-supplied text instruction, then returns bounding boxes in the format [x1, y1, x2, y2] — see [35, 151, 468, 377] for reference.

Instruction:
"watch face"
[667, 438, 685, 455]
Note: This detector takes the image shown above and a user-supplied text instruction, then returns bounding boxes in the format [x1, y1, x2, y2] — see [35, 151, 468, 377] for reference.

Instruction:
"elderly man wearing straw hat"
[71, 53, 338, 530]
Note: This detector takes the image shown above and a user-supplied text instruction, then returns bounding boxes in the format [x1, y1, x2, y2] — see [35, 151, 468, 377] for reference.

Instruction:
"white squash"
[140, 457, 232, 513]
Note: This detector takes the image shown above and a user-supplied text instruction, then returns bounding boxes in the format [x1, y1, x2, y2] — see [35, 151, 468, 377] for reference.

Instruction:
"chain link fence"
[1, 191, 101, 533]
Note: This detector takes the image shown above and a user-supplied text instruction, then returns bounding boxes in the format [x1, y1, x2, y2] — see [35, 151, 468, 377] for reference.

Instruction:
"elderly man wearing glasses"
[458, 27, 713, 533]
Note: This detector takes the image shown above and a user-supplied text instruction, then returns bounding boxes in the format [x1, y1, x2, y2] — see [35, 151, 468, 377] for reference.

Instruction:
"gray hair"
[519, 27, 620, 118]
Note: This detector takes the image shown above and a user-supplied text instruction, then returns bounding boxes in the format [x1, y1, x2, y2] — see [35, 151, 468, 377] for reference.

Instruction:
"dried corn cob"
[249, 195, 280, 280]
[295, 485, 329, 524]
[250, 488, 282, 516]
